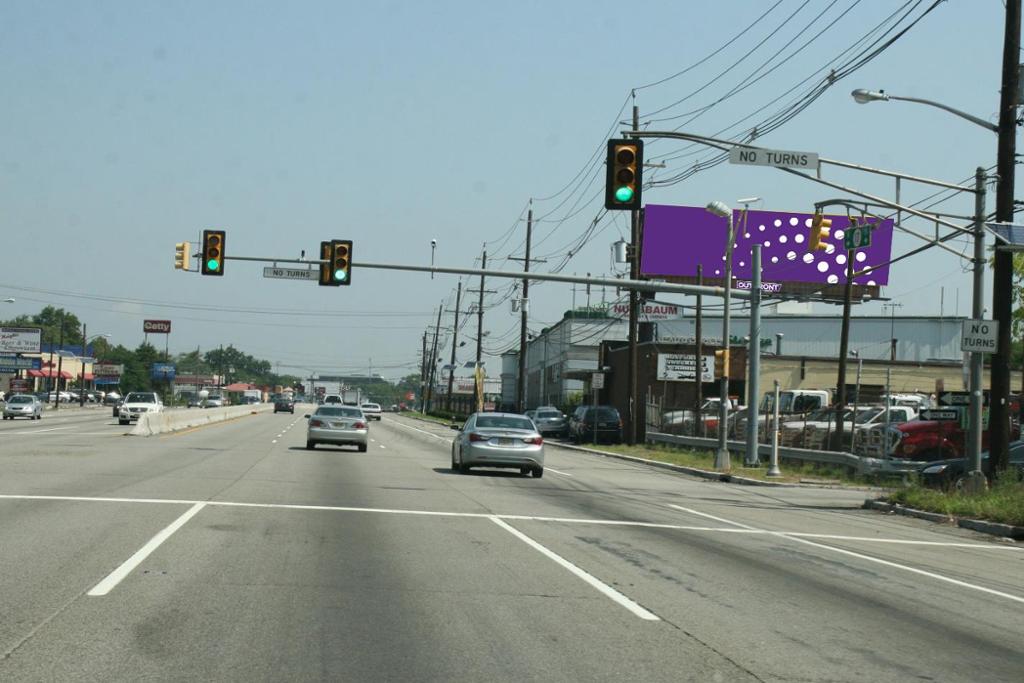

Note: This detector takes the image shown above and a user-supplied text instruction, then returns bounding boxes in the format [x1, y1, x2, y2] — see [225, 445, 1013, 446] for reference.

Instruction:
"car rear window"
[537, 410, 561, 418]
[316, 407, 362, 418]
[594, 407, 619, 420]
[10, 396, 32, 404]
[476, 416, 535, 430]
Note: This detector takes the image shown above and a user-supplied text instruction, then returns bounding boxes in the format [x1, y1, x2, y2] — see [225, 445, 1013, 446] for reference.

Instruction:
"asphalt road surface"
[0, 406, 1021, 682]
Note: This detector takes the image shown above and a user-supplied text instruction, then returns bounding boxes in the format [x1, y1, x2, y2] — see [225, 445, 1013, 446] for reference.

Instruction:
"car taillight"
[354, 421, 367, 429]
[310, 419, 324, 428]
[469, 433, 487, 442]
[618, 419, 623, 428]
[523, 436, 543, 445]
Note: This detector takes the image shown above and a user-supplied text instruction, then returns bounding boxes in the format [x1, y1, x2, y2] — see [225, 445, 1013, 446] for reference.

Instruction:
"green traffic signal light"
[334, 269, 347, 281]
[207, 259, 220, 271]
[615, 186, 634, 202]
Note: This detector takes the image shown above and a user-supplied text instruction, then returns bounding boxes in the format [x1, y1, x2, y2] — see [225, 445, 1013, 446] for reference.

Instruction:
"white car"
[118, 391, 164, 425]
[360, 402, 383, 420]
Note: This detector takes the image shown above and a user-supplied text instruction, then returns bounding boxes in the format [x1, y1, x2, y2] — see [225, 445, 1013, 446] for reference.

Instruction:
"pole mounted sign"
[263, 266, 318, 281]
[961, 319, 998, 353]
[728, 146, 819, 170]
[844, 223, 873, 250]
[143, 320, 172, 334]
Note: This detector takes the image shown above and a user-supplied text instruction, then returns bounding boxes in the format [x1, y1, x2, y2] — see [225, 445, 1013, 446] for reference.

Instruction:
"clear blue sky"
[0, 1, 1012, 380]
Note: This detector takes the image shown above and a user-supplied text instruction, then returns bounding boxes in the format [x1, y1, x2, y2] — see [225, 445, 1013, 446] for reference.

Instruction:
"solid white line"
[272, 440, 277, 444]
[668, 504, 758, 530]
[545, 467, 573, 477]
[6, 427, 74, 435]
[379, 444, 387, 449]
[490, 516, 660, 621]
[87, 502, 206, 596]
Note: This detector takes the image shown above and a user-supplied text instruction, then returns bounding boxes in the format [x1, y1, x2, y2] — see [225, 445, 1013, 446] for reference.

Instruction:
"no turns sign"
[961, 319, 998, 353]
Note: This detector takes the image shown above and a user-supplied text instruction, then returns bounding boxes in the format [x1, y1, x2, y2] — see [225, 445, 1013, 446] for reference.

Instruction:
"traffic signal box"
[808, 213, 832, 251]
[714, 349, 729, 378]
[201, 230, 225, 276]
[174, 242, 190, 271]
[319, 239, 353, 286]
[605, 139, 643, 211]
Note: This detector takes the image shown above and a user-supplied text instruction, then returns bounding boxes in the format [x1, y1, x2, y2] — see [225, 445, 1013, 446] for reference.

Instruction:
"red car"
[893, 419, 1020, 462]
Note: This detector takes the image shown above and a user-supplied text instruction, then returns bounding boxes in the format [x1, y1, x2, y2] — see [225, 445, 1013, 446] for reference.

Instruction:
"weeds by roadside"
[888, 480, 1024, 527]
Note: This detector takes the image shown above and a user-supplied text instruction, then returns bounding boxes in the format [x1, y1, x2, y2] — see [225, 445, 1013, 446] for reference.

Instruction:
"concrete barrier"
[131, 404, 273, 436]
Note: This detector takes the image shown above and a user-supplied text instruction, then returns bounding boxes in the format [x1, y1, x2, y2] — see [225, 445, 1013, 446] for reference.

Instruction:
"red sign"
[405, 391, 415, 401]
[9, 378, 29, 392]
[143, 320, 172, 334]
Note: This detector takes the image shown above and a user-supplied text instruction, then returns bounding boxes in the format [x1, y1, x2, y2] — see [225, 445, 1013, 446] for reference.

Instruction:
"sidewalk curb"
[862, 499, 1024, 540]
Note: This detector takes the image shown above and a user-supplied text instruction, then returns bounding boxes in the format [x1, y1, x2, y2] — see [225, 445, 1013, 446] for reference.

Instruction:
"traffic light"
[201, 229, 225, 276]
[319, 239, 352, 286]
[714, 349, 729, 378]
[174, 242, 190, 271]
[605, 139, 643, 210]
[808, 212, 832, 251]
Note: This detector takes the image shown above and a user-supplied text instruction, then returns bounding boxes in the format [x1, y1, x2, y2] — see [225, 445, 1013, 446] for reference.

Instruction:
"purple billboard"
[641, 205, 893, 295]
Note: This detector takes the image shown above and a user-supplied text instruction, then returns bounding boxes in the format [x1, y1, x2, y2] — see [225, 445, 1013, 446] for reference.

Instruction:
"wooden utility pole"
[515, 207, 534, 413]
[445, 281, 462, 411]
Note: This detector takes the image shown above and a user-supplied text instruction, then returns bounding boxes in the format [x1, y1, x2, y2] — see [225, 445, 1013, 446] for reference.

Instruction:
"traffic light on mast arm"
[319, 239, 353, 286]
[201, 229, 226, 276]
[714, 349, 729, 378]
[808, 212, 832, 251]
[174, 242, 191, 271]
[605, 139, 643, 211]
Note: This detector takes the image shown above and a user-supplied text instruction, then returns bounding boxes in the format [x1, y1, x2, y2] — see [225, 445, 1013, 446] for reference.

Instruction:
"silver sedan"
[450, 412, 545, 477]
[3, 394, 42, 420]
[306, 405, 369, 452]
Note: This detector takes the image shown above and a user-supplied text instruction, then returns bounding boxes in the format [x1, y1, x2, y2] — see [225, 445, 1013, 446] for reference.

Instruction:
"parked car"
[360, 402, 383, 421]
[450, 412, 544, 477]
[893, 418, 1020, 463]
[202, 394, 226, 408]
[103, 391, 122, 406]
[274, 396, 295, 414]
[530, 406, 568, 438]
[118, 392, 163, 425]
[919, 440, 1024, 489]
[187, 394, 203, 408]
[568, 405, 623, 444]
[306, 405, 368, 451]
[3, 394, 43, 420]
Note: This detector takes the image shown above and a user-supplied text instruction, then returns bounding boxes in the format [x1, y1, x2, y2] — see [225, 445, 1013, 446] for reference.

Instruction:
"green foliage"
[888, 479, 1024, 527]
[0, 306, 83, 345]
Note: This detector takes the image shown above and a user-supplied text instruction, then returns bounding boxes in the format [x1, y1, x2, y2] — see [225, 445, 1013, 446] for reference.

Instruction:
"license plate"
[496, 438, 513, 445]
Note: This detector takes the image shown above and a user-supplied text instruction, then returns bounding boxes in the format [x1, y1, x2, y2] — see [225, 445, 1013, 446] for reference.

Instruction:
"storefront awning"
[26, 369, 73, 379]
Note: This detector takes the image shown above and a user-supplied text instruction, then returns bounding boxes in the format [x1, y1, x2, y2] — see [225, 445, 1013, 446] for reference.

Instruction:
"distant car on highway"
[305, 405, 368, 452]
[450, 412, 545, 478]
[529, 406, 568, 438]
[360, 402, 383, 420]
[274, 396, 295, 414]
[3, 394, 43, 420]
[118, 392, 163, 425]
[202, 394, 226, 408]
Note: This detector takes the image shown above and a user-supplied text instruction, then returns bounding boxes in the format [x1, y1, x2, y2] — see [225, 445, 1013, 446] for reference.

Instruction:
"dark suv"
[274, 396, 295, 414]
[568, 405, 623, 444]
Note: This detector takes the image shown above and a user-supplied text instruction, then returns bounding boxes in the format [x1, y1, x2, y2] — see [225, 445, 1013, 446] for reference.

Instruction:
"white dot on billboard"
[827, 274, 839, 284]
[787, 251, 797, 261]
[834, 229, 845, 239]
[825, 243, 836, 254]
[789, 217, 799, 226]
[867, 280, 876, 286]
[794, 234, 805, 244]
[764, 240, 771, 247]
[739, 261, 745, 267]
[836, 254, 847, 265]
[779, 235, 788, 244]
[774, 219, 782, 227]
[758, 224, 766, 232]
[802, 253, 814, 264]
[805, 218, 813, 228]
[715, 269, 721, 275]
[771, 256, 779, 263]
[744, 233, 750, 239]
[817, 262, 829, 273]
[856, 252, 867, 262]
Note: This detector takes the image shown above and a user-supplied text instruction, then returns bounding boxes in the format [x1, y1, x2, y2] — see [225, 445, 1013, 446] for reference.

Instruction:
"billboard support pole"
[715, 212, 734, 470]
[694, 265, 703, 437]
[745, 244, 761, 466]
[834, 249, 856, 451]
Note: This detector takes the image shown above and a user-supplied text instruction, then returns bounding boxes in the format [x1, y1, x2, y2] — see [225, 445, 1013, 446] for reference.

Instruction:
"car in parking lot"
[274, 396, 295, 413]
[919, 440, 1024, 489]
[450, 412, 545, 477]
[305, 405, 368, 452]
[103, 391, 122, 406]
[118, 391, 163, 425]
[3, 394, 43, 420]
[360, 402, 383, 420]
[529, 406, 568, 438]
[568, 405, 623, 444]
[202, 394, 226, 408]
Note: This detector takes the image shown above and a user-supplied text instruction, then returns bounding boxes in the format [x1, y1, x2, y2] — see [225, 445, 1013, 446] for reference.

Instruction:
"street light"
[705, 200, 734, 470]
[853, 86, 996, 489]
[2, 298, 14, 303]
[79, 333, 111, 407]
[850, 89, 998, 133]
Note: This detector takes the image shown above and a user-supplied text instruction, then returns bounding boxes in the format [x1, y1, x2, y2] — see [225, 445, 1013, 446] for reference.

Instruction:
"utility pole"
[445, 281, 463, 411]
[54, 311, 66, 412]
[989, 0, 1019, 474]
[79, 322, 87, 407]
[419, 332, 427, 413]
[466, 250, 496, 412]
[966, 168, 988, 489]
[694, 265, 703, 436]
[426, 304, 442, 413]
[745, 245, 762, 465]
[627, 102, 642, 445]
[833, 246, 856, 451]
[513, 206, 536, 413]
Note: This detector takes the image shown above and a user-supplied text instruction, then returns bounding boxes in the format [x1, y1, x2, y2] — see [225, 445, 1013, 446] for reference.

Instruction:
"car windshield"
[475, 416, 535, 431]
[855, 408, 886, 424]
[10, 396, 33, 404]
[316, 407, 362, 418]
[125, 393, 157, 403]
[537, 410, 561, 418]
[593, 407, 619, 420]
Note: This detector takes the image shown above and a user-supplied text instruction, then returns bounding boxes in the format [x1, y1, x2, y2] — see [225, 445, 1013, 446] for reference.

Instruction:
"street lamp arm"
[881, 94, 998, 133]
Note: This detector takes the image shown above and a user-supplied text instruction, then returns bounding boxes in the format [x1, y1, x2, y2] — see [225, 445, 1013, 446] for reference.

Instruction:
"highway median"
[130, 404, 273, 436]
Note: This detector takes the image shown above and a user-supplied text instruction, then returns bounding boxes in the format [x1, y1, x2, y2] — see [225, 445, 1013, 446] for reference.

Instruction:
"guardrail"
[131, 403, 273, 436]
[645, 431, 920, 476]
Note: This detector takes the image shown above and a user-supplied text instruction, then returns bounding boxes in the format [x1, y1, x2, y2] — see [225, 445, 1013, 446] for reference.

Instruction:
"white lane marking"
[491, 516, 660, 621]
[668, 503, 1024, 605]
[272, 440, 278, 444]
[370, 438, 376, 443]
[5, 427, 74, 435]
[379, 444, 387, 449]
[0, 493, 1019, 552]
[545, 467, 573, 477]
[668, 504, 758, 530]
[87, 502, 207, 596]
[386, 420, 450, 441]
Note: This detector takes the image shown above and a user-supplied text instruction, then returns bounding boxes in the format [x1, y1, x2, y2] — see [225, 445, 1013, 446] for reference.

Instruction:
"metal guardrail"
[646, 431, 920, 476]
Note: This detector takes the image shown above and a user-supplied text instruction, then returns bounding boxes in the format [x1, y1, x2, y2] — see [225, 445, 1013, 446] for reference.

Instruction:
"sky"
[0, 0, 1013, 381]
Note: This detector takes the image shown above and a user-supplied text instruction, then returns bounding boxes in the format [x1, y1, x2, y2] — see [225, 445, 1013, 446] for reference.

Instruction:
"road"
[0, 407, 1020, 682]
